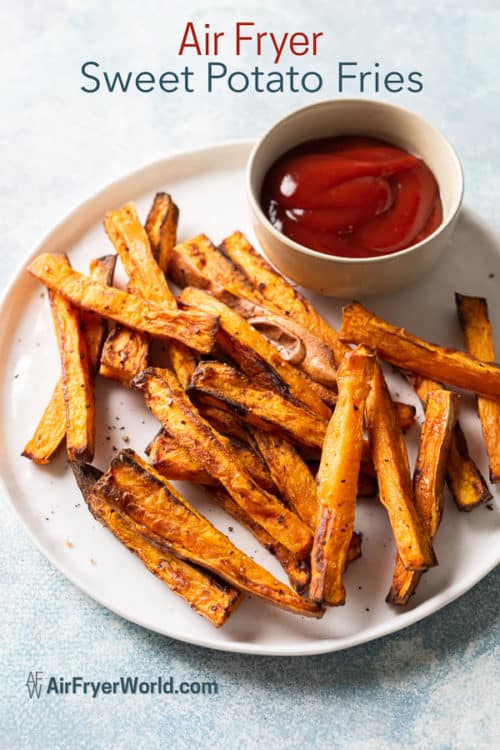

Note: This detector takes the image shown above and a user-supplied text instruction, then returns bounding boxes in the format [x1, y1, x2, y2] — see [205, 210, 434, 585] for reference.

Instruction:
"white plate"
[0, 141, 499, 656]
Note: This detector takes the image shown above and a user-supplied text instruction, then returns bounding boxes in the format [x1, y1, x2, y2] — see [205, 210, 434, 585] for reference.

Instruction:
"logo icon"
[26, 671, 44, 699]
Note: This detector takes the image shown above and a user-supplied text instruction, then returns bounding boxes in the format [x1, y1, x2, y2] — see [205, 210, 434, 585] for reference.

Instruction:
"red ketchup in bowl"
[260, 136, 442, 258]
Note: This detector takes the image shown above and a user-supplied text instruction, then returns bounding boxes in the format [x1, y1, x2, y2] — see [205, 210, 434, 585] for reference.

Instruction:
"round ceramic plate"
[0, 141, 498, 656]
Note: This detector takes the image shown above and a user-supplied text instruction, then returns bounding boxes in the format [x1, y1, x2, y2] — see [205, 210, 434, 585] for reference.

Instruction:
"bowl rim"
[246, 97, 464, 266]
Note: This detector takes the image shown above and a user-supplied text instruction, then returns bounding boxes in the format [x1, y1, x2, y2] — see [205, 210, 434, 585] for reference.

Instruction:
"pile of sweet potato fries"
[23, 193, 498, 626]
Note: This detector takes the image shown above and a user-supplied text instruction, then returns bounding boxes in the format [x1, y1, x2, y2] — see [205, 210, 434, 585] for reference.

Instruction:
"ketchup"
[260, 136, 442, 258]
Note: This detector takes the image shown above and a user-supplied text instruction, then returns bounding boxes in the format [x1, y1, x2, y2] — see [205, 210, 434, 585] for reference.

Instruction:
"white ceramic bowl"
[247, 99, 464, 298]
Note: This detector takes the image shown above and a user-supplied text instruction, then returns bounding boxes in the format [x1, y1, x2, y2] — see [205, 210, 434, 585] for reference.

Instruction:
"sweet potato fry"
[103, 202, 170, 359]
[310, 346, 375, 606]
[412, 375, 491, 511]
[212, 484, 362, 570]
[148, 430, 276, 493]
[190, 361, 412, 457]
[348, 532, 362, 563]
[169, 344, 198, 389]
[145, 192, 179, 272]
[49, 290, 94, 462]
[107, 203, 198, 389]
[148, 428, 362, 573]
[98, 279, 149, 387]
[28, 253, 218, 353]
[340, 301, 500, 399]
[82, 256, 118, 361]
[169, 233, 346, 374]
[100, 202, 164, 385]
[22, 381, 67, 464]
[366, 363, 436, 571]
[169, 234, 258, 298]
[394, 401, 417, 433]
[189, 361, 327, 449]
[23, 255, 116, 463]
[250, 427, 367, 558]
[149, 336, 313, 597]
[198, 404, 250, 443]
[387, 389, 458, 605]
[145, 193, 170, 255]
[147, 434, 308, 591]
[149, 434, 216, 485]
[105, 202, 177, 308]
[94, 450, 322, 617]
[179, 286, 331, 418]
[237, 305, 338, 388]
[99, 326, 150, 385]
[132, 367, 313, 557]
[448, 423, 492, 510]
[208, 488, 310, 594]
[220, 231, 350, 366]
[250, 430, 318, 529]
[456, 293, 500, 482]
[178, 263, 338, 388]
[71, 462, 243, 627]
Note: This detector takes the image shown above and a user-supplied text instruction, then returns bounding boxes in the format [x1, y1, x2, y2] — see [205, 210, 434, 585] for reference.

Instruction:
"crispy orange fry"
[208, 488, 310, 594]
[366, 363, 436, 571]
[99, 326, 150, 386]
[198, 405, 254, 443]
[190, 361, 413, 458]
[104, 202, 177, 307]
[179, 286, 331, 418]
[132, 367, 313, 557]
[169, 344, 198, 389]
[414, 390, 459, 538]
[23, 256, 116, 463]
[387, 389, 458, 605]
[145, 192, 179, 273]
[216, 482, 363, 570]
[394, 401, 417, 432]
[149, 433, 217, 485]
[448, 423, 492, 510]
[49, 290, 94, 462]
[220, 232, 349, 366]
[28, 253, 218, 353]
[169, 233, 346, 372]
[83, 256, 118, 362]
[22, 383, 67, 463]
[148, 427, 363, 572]
[101, 201, 170, 386]
[310, 346, 375, 606]
[71, 462, 243, 627]
[243, 306, 338, 388]
[237, 305, 338, 388]
[148, 434, 310, 591]
[148, 430, 276, 493]
[101, 202, 165, 386]
[99, 210, 151, 383]
[189, 361, 327, 449]
[148, 296, 314, 596]
[250, 430, 318, 529]
[108, 201, 197, 389]
[99, 277, 193, 389]
[412, 375, 492, 511]
[456, 293, 500, 482]
[169, 234, 257, 297]
[340, 301, 500, 399]
[94, 450, 322, 618]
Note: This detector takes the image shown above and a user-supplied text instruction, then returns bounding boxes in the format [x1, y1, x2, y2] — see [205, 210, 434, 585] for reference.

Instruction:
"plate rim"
[0, 139, 498, 656]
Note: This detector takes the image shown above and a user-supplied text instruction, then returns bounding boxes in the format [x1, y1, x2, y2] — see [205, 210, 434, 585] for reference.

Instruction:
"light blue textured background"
[1, 1, 499, 748]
